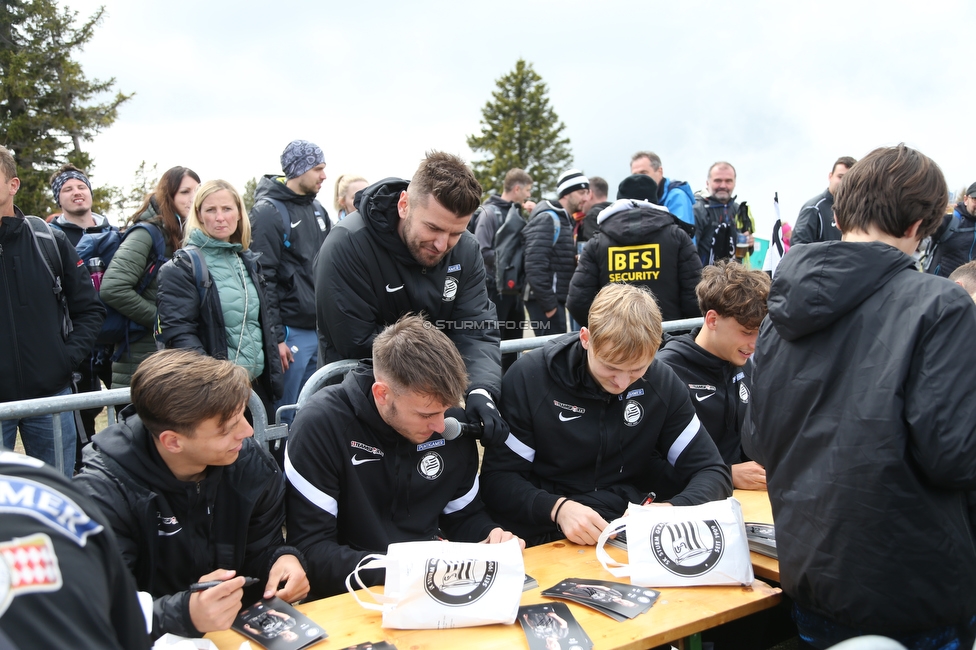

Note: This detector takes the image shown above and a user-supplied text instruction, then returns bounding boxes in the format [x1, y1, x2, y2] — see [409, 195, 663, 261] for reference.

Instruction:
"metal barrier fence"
[1, 317, 703, 456]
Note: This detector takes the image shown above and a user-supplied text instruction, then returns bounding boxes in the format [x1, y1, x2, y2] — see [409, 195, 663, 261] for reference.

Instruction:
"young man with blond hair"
[482, 283, 731, 547]
[658, 260, 770, 490]
[75, 350, 308, 640]
[286, 315, 521, 598]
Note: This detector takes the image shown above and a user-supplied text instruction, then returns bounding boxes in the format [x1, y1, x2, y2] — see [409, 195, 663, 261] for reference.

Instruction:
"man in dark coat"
[743, 144, 976, 648]
[315, 151, 507, 446]
[793, 156, 856, 245]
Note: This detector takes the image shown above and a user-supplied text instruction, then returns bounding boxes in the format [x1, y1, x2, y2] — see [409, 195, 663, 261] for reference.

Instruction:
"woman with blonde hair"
[333, 174, 367, 220]
[156, 180, 282, 411]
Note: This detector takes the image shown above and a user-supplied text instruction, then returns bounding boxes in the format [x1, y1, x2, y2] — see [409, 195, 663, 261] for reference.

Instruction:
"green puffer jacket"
[187, 229, 265, 380]
[100, 202, 180, 387]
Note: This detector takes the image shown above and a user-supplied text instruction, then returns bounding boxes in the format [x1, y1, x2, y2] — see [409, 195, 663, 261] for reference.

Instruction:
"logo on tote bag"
[424, 558, 497, 606]
[651, 520, 724, 577]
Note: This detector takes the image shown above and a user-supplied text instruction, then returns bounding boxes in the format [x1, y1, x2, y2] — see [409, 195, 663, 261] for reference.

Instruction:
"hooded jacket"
[480, 334, 732, 538]
[249, 175, 331, 338]
[659, 178, 696, 229]
[657, 329, 749, 465]
[793, 188, 840, 245]
[315, 178, 500, 397]
[0, 208, 104, 401]
[577, 200, 611, 243]
[567, 199, 701, 326]
[522, 199, 577, 311]
[1, 451, 150, 650]
[742, 241, 976, 634]
[74, 410, 301, 639]
[284, 362, 498, 598]
[155, 234, 283, 402]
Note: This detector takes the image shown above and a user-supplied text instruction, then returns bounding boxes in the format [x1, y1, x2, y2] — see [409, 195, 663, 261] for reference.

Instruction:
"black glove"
[464, 391, 510, 447]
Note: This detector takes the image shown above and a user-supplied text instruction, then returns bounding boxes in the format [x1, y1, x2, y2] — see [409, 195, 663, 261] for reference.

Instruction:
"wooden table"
[208, 539, 781, 650]
[734, 489, 780, 583]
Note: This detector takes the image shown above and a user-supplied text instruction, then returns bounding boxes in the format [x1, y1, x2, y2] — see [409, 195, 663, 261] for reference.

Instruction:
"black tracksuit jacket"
[480, 334, 731, 540]
[315, 178, 500, 396]
[284, 363, 498, 598]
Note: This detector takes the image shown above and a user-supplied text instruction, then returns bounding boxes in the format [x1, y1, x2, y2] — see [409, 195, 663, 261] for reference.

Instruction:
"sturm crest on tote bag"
[596, 497, 754, 587]
[346, 539, 524, 629]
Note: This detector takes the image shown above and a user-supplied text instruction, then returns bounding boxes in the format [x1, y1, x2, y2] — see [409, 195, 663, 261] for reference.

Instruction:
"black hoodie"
[481, 334, 731, 541]
[284, 363, 498, 598]
[567, 199, 701, 325]
[657, 328, 749, 466]
[249, 175, 331, 338]
[75, 410, 300, 639]
[742, 241, 976, 634]
[315, 178, 500, 397]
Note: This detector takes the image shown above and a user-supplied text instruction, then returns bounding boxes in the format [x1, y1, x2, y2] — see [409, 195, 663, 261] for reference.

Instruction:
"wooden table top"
[207, 536, 781, 650]
[734, 489, 779, 583]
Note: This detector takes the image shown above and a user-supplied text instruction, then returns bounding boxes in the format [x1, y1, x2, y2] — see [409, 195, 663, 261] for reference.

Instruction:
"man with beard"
[315, 151, 506, 446]
[693, 162, 744, 266]
[522, 169, 589, 336]
[250, 140, 331, 426]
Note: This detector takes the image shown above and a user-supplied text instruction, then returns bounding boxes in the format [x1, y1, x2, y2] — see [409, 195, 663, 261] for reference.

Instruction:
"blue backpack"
[75, 222, 168, 357]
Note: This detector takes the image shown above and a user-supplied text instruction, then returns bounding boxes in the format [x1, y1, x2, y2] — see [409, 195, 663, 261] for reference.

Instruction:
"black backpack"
[23, 216, 73, 341]
[492, 204, 527, 295]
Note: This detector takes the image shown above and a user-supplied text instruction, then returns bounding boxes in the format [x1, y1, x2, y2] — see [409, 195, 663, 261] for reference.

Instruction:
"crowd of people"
[1, 140, 975, 650]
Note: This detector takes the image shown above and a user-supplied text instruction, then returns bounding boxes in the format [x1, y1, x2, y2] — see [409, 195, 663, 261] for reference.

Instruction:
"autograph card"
[518, 602, 593, 650]
[543, 578, 659, 620]
[233, 597, 327, 649]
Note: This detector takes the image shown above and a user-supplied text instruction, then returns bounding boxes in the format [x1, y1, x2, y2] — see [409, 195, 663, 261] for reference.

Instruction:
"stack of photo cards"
[233, 597, 327, 649]
[339, 643, 398, 650]
[518, 602, 593, 650]
[542, 578, 660, 622]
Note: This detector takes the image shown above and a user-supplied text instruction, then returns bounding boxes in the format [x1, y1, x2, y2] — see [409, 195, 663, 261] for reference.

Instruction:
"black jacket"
[249, 175, 331, 338]
[74, 411, 301, 639]
[155, 246, 283, 401]
[793, 188, 840, 245]
[285, 363, 499, 598]
[49, 212, 113, 246]
[742, 241, 976, 634]
[567, 199, 701, 326]
[0, 209, 105, 401]
[315, 178, 500, 396]
[693, 197, 740, 266]
[523, 200, 577, 311]
[657, 329, 749, 465]
[1, 451, 150, 649]
[577, 200, 610, 243]
[481, 334, 732, 538]
[929, 204, 976, 278]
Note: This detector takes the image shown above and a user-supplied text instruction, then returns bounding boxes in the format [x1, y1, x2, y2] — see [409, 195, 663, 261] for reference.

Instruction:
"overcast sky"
[66, 0, 972, 236]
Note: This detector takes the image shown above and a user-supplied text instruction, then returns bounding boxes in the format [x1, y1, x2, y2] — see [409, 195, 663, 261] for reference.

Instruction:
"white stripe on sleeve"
[504, 433, 536, 463]
[667, 414, 701, 466]
[284, 446, 338, 517]
[443, 475, 480, 515]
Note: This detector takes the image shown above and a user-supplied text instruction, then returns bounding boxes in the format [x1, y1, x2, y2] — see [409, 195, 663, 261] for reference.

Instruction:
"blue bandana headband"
[51, 170, 92, 206]
[280, 140, 325, 180]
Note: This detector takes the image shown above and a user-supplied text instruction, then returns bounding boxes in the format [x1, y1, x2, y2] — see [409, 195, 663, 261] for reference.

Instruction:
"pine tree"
[467, 60, 572, 199]
[242, 177, 258, 213]
[0, 1, 132, 216]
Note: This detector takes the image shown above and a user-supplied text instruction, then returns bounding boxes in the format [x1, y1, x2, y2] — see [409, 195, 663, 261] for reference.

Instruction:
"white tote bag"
[596, 497, 754, 587]
[345, 538, 524, 629]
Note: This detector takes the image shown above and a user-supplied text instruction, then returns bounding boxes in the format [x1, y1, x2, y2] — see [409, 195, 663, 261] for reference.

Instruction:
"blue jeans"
[2, 386, 77, 477]
[273, 326, 318, 426]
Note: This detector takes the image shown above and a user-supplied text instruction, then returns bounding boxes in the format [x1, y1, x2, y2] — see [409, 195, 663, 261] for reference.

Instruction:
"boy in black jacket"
[75, 350, 308, 640]
[481, 283, 732, 547]
[658, 260, 770, 490]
